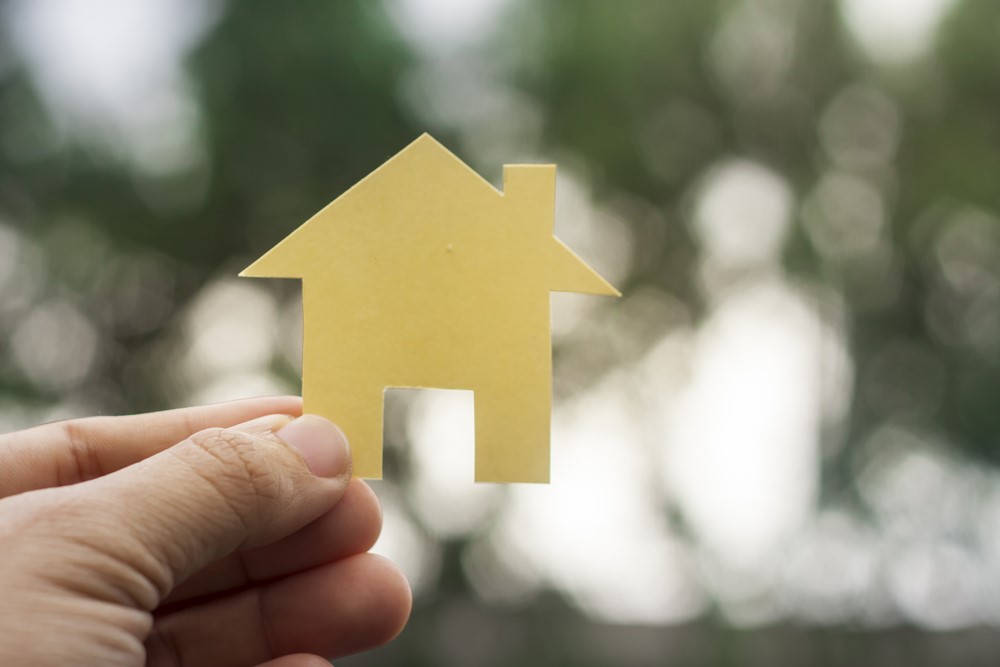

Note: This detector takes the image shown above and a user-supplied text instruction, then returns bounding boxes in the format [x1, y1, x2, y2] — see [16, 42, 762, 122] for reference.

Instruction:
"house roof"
[240, 133, 620, 297]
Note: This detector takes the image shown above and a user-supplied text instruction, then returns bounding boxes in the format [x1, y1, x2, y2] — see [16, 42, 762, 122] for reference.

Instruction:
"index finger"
[0, 395, 302, 498]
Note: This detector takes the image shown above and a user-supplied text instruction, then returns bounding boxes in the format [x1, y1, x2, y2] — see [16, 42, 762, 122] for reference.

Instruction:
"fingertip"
[262, 553, 413, 659]
[211, 395, 303, 417]
[336, 553, 412, 650]
[276, 415, 351, 479]
[345, 480, 383, 550]
[371, 554, 413, 644]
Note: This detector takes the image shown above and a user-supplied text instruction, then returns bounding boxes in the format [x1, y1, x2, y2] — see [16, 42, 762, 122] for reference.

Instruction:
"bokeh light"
[3, 0, 1000, 664]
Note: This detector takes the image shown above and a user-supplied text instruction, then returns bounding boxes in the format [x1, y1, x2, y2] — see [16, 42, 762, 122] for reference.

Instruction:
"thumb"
[32, 413, 352, 608]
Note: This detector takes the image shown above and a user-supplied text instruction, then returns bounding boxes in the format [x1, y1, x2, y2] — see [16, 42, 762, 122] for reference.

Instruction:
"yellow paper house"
[241, 134, 618, 483]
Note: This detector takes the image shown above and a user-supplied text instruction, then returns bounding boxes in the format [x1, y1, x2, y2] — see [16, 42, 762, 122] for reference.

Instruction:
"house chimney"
[503, 164, 556, 233]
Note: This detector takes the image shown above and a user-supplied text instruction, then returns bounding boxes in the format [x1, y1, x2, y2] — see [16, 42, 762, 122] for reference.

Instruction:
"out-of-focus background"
[2, 0, 1000, 664]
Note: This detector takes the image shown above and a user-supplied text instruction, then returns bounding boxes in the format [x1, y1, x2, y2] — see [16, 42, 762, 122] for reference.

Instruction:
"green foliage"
[4, 0, 1000, 663]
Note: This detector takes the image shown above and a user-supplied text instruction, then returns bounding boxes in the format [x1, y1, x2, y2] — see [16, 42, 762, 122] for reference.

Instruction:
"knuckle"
[59, 419, 104, 485]
[182, 427, 285, 521]
[1, 490, 169, 609]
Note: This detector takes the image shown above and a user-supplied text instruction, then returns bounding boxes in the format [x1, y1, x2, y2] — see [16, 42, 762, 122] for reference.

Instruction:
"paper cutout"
[241, 134, 619, 482]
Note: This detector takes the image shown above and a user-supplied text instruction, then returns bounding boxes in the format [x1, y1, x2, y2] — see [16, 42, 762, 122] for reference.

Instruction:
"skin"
[0, 396, 412, 667]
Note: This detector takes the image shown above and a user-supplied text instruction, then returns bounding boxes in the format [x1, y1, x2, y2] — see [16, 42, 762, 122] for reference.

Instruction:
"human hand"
[0, 396, 410, 667]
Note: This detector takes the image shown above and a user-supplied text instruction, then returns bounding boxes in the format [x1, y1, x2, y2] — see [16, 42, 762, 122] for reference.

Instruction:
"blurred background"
[2, 0, 1000, 664]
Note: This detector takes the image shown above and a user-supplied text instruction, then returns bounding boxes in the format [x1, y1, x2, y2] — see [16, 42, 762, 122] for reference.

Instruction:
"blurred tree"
[0, 0, 423, 411]
[4, 0, 1000, 664]
[496, 0, 1000, 485]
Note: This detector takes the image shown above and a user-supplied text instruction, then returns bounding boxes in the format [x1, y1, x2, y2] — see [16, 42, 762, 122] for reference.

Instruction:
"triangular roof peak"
[351, 132, 502, 199]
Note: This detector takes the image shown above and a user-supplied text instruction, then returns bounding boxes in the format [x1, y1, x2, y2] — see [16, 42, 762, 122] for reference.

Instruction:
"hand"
[0, 396, 410, 667]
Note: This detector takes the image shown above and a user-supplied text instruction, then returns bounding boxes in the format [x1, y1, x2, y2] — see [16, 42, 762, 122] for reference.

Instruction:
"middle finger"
[163, 479, 382, 605]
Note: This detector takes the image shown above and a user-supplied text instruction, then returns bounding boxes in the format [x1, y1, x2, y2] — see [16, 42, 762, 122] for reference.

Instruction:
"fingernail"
[276, 415, 351, 478]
